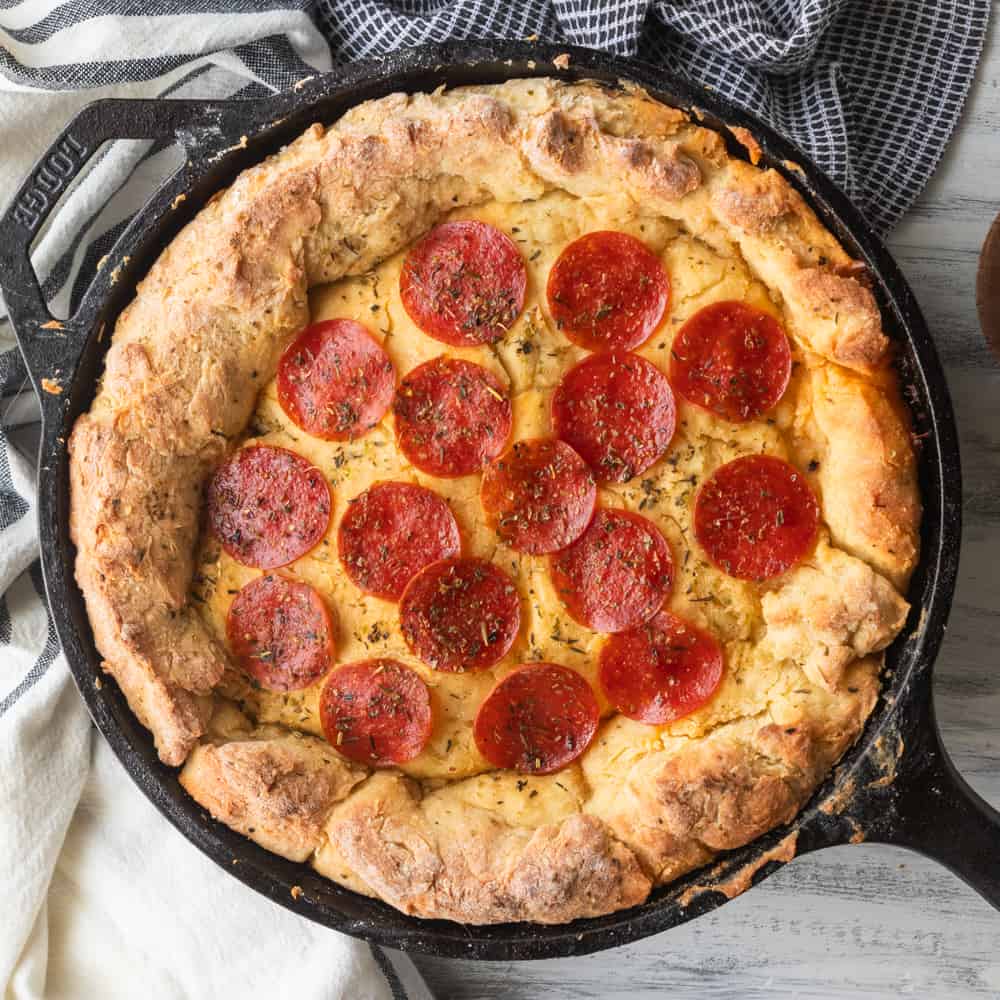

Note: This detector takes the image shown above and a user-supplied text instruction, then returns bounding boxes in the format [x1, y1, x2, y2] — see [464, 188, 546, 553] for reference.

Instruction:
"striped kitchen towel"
[0, 2, 990, 999]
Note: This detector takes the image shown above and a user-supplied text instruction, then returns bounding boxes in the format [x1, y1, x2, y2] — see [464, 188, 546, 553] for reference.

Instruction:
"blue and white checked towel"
[0, 2, 990, 998]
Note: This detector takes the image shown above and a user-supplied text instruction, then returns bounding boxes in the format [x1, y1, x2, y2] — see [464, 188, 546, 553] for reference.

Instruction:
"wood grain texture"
[413, 13, 1000, 999]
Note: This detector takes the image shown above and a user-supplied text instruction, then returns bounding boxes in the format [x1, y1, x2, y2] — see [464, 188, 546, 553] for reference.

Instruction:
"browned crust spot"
[729, 125, 762, 165]
[523, 108, 702, 202]
[712, 162, 891, 372]
[179, 730, 365, 862]
[588, 657, 879, 888]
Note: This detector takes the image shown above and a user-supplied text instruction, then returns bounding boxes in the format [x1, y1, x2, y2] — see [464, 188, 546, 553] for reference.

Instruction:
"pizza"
[68, 76, 920, 925]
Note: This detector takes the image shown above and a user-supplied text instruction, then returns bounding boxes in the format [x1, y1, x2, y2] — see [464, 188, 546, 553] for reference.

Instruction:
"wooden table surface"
[414, 16, 1000, 1000]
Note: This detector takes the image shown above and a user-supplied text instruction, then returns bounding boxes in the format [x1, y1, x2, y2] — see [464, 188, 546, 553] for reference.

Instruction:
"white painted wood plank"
[419, 850, 1000, 999]
[415, 10, 1000, 997]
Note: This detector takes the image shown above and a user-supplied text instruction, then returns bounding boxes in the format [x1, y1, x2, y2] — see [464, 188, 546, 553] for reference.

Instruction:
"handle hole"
[29, 137, 184, 320]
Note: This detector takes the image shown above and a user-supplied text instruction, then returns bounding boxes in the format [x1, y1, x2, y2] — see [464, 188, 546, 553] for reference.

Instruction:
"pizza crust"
[761, 538, 909, 691]
[320, 772, 651, 924]
[69, 78, 920, 922]
[180, 723, 366, 863]
[806, 365, 921, 588]
[588, 657, 879, 883]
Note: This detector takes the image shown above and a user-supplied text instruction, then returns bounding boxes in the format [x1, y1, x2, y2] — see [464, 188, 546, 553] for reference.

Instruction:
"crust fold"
[804, 366, 921, 588]
[711, 162, 889, 371]
[585, 657, 879, 884]
[762, 537, 909, 691]
[180, 727, 365, 862]
[322, 773, 651, 924]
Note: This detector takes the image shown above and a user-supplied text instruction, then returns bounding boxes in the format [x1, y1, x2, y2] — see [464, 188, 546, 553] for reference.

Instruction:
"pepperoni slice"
[399, 221, 527, 347]
[473, 663, 599, 774]
[670, 301, 792, 422]
[552, 352, 675, 482]
[320, 659, 432, 766]
[599, 612, 724, 724]
[549, 508, 673, 633]
[400, 558, 520, 672]
[207, 445, 331, 569]
[393, 357, 512, 477]
[694, 455, 819, 581]
[338, 482, 460, 600]
[547, 231, 669, 352]
[226, 574, 335, 692]
[480, 439, 596, 554]
[276, 319, 395, 441]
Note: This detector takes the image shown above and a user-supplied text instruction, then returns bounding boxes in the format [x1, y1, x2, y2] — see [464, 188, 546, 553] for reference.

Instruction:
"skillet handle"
[872, 701, 1000, 909]
[0, 97, 246, 383]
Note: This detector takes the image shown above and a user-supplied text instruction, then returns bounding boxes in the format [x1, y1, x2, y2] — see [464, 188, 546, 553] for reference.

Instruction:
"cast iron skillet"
[0, 41, 996, 960]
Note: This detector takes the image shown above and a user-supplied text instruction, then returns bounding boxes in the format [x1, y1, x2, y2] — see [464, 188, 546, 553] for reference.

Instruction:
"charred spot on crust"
[531, 110, 589, 173]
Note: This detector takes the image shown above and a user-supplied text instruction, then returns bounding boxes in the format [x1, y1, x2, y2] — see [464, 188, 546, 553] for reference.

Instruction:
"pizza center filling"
[193, 192, 846, 786]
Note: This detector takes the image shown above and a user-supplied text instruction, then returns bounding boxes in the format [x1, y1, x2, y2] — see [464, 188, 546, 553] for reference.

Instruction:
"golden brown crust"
[713, 164, 808, 237]
[789, 268, 887, 370]
[323, 773, 651, 924]
[729, 125, 763, 165]
[523, 108, 703, 202]
[69, 78, 920, 923]
[762, 538, 909, 691]
[69, 420, 225, 764]
[179, 728, 365, 862]
[585, 657, 879, 884]
[711, 162, 888, 371]
[805, 366, 921, 588]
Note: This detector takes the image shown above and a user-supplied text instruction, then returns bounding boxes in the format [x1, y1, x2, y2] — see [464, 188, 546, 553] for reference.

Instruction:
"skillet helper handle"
[0, 97, 244, 338]
[877, 704, 1000, 909]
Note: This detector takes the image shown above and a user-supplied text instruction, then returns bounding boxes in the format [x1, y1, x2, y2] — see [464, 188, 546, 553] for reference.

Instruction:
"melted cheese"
[193, 188, 814, 785]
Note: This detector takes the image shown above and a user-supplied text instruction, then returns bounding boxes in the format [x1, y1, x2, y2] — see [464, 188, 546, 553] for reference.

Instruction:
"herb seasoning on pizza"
[400, 557, 520, 671]
[338, 482, 461, 600]
[552, 352, 676, 482]
[474, 663, 600, 773]
[547, 231, 670, 351]
[481, 437, 597, 554]
[277, 319, 395, 440]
